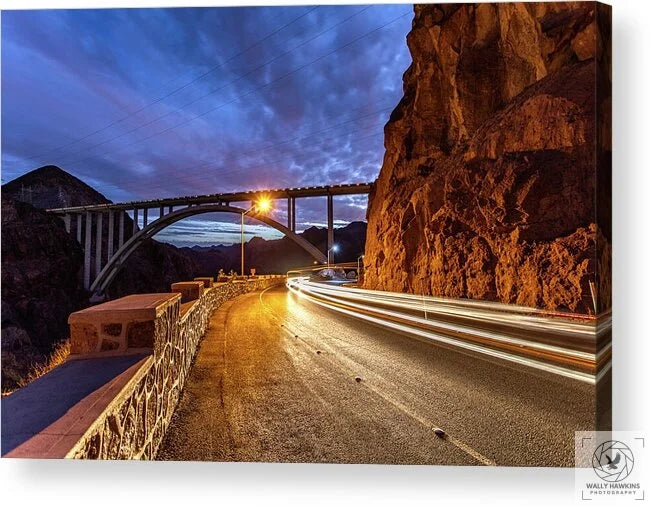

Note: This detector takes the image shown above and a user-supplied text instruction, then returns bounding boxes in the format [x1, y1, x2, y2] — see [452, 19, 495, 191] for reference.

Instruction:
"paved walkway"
[2, 354, 147, 455]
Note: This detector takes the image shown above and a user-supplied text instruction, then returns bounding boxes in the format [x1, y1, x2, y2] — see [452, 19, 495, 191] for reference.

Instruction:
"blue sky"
[1, 5, 412, 246]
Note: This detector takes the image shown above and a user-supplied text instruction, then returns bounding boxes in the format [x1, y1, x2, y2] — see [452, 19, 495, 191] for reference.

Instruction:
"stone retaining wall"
[68, 276, 284, 459]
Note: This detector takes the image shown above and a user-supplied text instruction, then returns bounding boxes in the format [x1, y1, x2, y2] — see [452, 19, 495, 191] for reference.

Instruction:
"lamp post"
[241, 198, 271, 277]
[327, 244, 339, 268]
[357, 254, 365, 281]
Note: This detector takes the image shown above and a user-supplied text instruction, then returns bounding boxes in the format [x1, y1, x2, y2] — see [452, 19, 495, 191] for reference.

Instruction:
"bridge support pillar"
[63, 214, 71, 233]
[119, 212, 125, 248]
[107, 211, 114, 260]
[287, 197, 292, 229]
[84, 212, 92, 290]
[76, 214, 82, 243]
[159, 205, 164, 220]
[133, 209, 139, 235]
[291, 198, 296, 232]
[143, 207, 148, 227]
[95, 212, 103, 278]
[327, 194, 334, 251]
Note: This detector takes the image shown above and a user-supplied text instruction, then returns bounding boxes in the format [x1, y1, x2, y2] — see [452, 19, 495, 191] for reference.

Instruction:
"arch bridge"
[47, 183, 372, 298]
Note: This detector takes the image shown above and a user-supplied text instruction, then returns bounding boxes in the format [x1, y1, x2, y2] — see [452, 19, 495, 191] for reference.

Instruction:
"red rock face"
[364, 2, 611, 314]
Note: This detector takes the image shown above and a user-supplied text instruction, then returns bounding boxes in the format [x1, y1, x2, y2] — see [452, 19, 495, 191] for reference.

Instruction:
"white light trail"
[286, 276, 612, 385]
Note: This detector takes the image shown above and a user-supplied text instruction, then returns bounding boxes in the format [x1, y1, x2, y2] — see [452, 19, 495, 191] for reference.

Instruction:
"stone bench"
[68, 293, 181, 356]
[170, 281, 204, 303]
[193, 277, 214, 289]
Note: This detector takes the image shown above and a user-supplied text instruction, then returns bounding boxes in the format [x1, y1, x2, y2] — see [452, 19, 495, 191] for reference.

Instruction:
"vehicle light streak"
[297, 279, 602, 338]
[286, 276, 612, 384]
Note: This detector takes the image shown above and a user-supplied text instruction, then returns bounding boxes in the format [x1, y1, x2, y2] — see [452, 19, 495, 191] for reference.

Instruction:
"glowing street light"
[241, 198, 272, 276]
[256, 198, 272, 213]
[327, 244, 339, 267]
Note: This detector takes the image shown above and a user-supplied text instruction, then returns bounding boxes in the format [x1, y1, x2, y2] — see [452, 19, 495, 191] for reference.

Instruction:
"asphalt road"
[157, 285, 596, 465]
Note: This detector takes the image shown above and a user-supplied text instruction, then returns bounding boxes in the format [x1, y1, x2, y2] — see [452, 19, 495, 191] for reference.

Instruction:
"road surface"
[157, 284, 596, 465]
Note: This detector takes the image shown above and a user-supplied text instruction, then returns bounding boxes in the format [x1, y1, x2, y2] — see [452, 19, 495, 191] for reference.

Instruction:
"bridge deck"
[47, 182, 373, 213]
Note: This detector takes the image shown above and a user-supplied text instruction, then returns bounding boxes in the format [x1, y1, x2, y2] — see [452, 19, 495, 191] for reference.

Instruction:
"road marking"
[260, 285, 497, 466]
[349, 371, 497, 466]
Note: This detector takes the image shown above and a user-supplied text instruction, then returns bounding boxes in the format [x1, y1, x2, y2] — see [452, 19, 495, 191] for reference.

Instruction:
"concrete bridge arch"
[90, 204, 326, 297]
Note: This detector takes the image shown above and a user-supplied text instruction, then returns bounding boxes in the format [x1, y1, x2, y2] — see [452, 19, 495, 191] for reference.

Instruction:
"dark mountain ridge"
[3, 165, 109, 209]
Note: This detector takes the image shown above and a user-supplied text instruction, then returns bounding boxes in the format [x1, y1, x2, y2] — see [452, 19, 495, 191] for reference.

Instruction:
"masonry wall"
[67, 277, 284, 459]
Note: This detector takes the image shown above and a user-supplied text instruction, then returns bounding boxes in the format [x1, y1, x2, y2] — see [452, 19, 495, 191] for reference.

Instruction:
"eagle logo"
[605, 452, 621, 470]
[592, 441, 634, 482]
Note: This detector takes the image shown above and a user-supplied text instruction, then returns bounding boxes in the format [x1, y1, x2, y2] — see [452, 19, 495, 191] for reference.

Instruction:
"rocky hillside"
[2, 166, 201, 297]
[363, 3, 611, 314]
[1, 197, 86, 388]
[3, 165, 112, 209]
[1, 166, 199, 387]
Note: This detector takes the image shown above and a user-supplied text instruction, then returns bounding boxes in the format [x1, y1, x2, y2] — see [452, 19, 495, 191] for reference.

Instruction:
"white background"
[1, 0, 649, 505]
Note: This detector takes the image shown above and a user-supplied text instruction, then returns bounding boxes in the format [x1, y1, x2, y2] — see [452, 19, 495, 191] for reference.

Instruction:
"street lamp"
[357, 254, 365, 281]
[241, 198, 272, 276]
[327, 244, 339, 267]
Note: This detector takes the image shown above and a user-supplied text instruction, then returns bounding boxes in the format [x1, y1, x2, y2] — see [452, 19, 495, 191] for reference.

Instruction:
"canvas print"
[1, 2, 611, 466]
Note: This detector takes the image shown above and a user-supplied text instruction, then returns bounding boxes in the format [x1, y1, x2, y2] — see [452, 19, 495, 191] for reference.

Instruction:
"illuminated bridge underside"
[47, 183, 372, 296]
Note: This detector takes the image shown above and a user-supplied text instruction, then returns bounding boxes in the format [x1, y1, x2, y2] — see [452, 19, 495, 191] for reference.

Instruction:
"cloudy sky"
[1, 5, 412, 246]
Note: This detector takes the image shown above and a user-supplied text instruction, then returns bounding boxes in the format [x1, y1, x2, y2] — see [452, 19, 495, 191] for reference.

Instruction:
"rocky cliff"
[1, 197, 86, 388]
[1, 166, 200, 388]
[364, 2, 611, 314]
[3, 165, 113, 209]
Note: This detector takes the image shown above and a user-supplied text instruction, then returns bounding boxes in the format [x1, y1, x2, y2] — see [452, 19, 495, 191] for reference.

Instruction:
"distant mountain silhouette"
[2, 165, 111, 209]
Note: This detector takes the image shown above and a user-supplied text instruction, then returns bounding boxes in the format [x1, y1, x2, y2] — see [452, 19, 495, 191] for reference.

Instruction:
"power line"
[178, 128, 385, 191]
[10, 7, 410, 202]
[103, 123, 386, 199]
[100, 123, 386, 201]
[103, 104, 393, 193]
[115, 125, 386, 199]
[20, 6, 319, 165]
[88, 104, 392, 196]
[50, 5, 380, 169]
[58, 97, 391, 197]
[83, 119, 385, 202]
[51, 6, 411, 171]
[51, 95, 391, 203]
